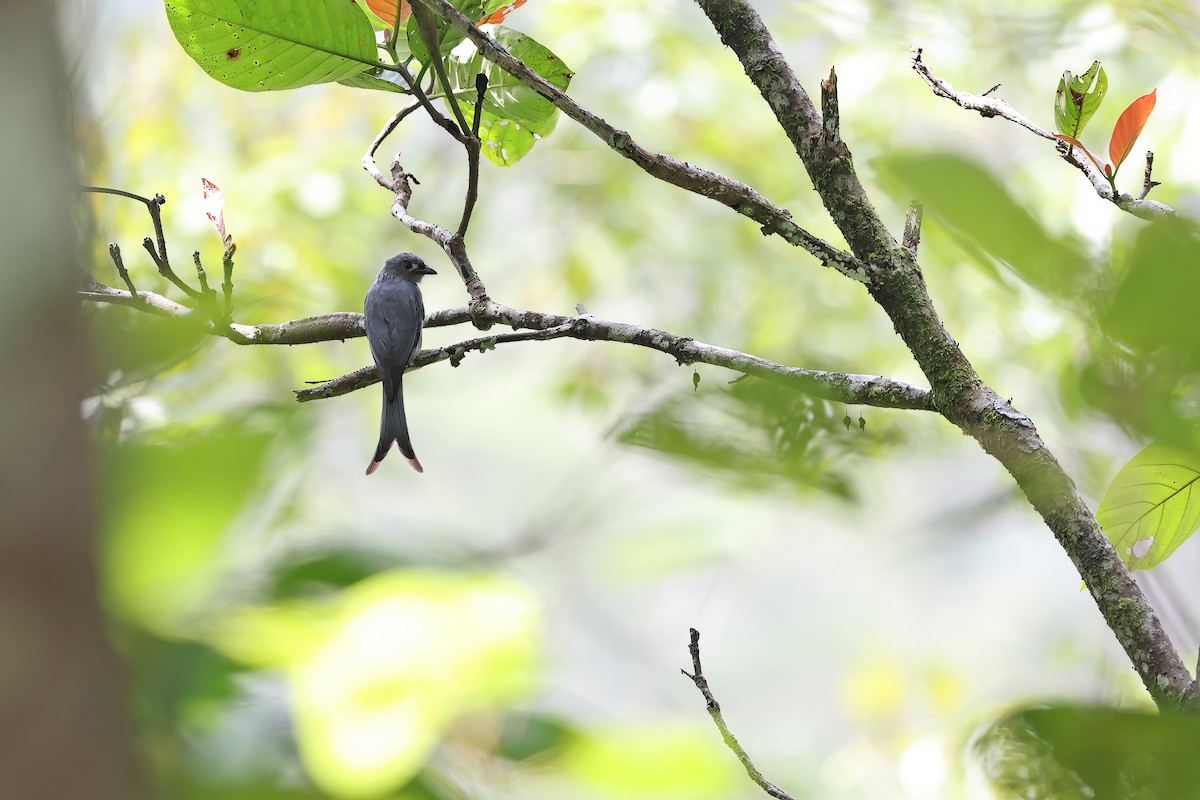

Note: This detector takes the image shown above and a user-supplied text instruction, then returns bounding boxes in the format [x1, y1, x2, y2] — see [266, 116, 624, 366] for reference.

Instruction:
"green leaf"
[338, 65, 411, 93]
[616, 379, 899, 498]
[406, 0, 483, 65]
[497, 712, 573, 761]
[477, 108, 545, 165]
[440, 26, 572, 165]
[1096, 441, 1200, 570]
[1054, 61, 1107, 138]
[164, 0, 381, 91]
[447, 27, 572, 132]
[874, 152, 1092, 300]
[1101, 218, 1200, 373]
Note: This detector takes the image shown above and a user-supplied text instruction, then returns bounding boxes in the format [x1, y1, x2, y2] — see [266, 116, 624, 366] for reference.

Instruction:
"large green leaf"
[476, 110, 539, 165]
[875, 153, 1092, 301]
[164, 0, 382, 91]
[1082, 219, 1200, 450]
[979, 704, 1200, 800]
[443, 27, 572, 165]
[1054, 61, 1107, 139]
[1096, 441, 1200, 570]
[447, 27, 572, 131]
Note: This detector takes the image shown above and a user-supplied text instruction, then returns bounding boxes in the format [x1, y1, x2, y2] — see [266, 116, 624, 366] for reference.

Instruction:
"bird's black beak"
[418, 265, 438, 275]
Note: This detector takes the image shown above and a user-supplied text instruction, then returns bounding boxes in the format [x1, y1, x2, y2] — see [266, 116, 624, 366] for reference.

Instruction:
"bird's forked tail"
[366, 380, 423, 475]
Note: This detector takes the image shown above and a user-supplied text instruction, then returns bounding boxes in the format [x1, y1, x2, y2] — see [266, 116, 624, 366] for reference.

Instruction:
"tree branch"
[293, 300, 936, 410]
[681, 629, 796, 800]
[902, 200, 923, 254]
[81, 278, 364, 343]
[411, 0, 471, 138]
[408, 0, 874, 284]
[1139, 151, 1161, 200]
[696, 0, 1195, 709]
[80, 276, 929, 409]
[457, 73, 488, 239]
[363, 100, 422, 190]
[909, 48, 1174, 220]
[386, 159, 491, 313]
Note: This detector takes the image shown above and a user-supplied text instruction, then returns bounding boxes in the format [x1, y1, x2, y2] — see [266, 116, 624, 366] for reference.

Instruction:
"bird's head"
[380, 252, 438, 283]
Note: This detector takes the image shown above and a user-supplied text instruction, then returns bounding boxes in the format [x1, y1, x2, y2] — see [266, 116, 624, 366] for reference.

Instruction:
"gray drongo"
[364, 252, 436, 475]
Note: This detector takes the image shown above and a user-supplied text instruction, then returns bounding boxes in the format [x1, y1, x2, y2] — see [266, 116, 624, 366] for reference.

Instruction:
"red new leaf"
[366, 0, 410, 27]
[1108, 89, 1156, 173]
[479, 0, 527, 24]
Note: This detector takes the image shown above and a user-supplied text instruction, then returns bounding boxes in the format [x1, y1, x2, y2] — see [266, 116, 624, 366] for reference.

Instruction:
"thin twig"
[470, 73, 486, 137]
[192, 250, 220, 320]
[910, 47, 1173, 220]
[1139, 151, 1161, 200]
[392, 55, 465, 143]
[388, 160, 491, 307]
[146, 194, 170, 271]
[457, 73, 488, 239]
[107, 243, 138, 298]
[820, 67, 839, 145]
[902, 200, 923, 254]
[81, 278, 366, 343]
[221, 247, 235, 319]
[412, 0, 471, 137]
[82, 186, 154, 204]
[363, 100, 421, 189]
[193, 251, 211, 296]
[85, 185, 202, 297]
[681, 629, 796, 800]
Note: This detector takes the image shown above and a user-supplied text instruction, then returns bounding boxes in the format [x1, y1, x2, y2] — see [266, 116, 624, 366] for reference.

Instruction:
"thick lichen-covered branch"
[693, 0, 1195, 708]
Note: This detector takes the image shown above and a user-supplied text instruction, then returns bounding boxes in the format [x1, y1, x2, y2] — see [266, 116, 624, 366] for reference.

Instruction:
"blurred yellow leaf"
[841, 656, 905, 725]
[210, 570, 540, 798]
[554, 725, 737, 799]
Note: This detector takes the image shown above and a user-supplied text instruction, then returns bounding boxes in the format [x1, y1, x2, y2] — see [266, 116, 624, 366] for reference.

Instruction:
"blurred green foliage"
[978, 704, 1200, 800]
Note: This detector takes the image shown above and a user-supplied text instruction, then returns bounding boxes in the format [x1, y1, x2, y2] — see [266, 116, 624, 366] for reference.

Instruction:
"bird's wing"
[364, 280, 425, 402]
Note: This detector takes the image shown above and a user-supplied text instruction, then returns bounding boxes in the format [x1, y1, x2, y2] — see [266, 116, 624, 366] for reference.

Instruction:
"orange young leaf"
[366, 0, 410, 27]
[479, 0, 527, 24]
[1108, 88, 1156, 173]
[1054, 134, 1107, 174]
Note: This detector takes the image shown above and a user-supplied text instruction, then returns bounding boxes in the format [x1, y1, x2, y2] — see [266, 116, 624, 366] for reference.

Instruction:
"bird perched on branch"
[364, 252, 436, 475]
